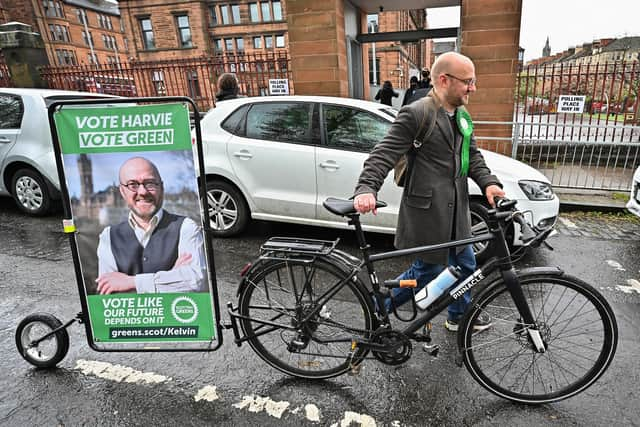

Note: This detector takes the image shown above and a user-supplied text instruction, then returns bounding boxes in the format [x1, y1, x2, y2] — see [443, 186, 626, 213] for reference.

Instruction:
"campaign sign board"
[53, 102, 218, 350]
[557, 95, 586, 113]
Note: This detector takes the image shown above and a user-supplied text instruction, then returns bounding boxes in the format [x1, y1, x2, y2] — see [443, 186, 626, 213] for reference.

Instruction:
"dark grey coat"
[354, 95, 501, 264]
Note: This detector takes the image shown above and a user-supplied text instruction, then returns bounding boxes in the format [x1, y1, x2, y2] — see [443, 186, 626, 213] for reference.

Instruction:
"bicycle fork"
[502, 267, 546, 353]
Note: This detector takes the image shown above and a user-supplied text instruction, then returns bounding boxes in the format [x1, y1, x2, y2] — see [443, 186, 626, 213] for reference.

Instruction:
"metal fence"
[38, 52, 292, 112]
[0, 52, 12, 87]
[508, 61, 640, 192]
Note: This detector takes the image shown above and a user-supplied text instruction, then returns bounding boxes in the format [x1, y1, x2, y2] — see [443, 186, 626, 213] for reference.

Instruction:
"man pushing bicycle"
[353, 52, 505, 331]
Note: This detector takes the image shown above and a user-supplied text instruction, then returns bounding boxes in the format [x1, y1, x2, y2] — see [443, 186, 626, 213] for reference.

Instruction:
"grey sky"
[427, 1, 639, 62]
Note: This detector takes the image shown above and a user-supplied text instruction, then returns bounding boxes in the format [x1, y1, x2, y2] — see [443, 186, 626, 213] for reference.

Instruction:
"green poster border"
[47, 97, 223, 353]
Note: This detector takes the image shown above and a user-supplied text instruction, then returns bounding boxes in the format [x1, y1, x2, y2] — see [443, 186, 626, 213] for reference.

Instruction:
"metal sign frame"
[47, 96, 223, 353]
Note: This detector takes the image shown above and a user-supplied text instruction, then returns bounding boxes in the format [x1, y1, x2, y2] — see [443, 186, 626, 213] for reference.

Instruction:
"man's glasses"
[120, 180, 162, 192]
[445, 73, 477, 87]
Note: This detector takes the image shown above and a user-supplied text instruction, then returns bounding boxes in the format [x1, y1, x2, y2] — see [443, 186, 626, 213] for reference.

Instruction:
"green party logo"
[171, 296, 199, 323]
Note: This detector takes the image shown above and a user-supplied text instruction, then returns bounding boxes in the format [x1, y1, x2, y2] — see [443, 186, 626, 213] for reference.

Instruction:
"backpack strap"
[402, 96, 439, 188]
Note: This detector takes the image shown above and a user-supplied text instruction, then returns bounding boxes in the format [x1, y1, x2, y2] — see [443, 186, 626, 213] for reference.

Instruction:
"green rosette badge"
[456, 108, 473, 176]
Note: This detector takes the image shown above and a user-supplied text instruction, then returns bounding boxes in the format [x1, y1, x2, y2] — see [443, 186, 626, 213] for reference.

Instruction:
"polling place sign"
[557, 95, 586, 113]
[269, 78, 289, 95]
[53, 102, 218, 350]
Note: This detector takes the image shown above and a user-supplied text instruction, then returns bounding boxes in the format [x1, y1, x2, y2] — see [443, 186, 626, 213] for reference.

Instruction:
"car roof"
[0, 87, 118, 98]
[211, 95, 396, 112]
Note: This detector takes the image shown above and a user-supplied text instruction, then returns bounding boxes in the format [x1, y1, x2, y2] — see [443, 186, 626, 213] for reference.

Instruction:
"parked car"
[0, 88, 117, 215]
[196, 95, 559, 261]
[626, 166, 640, 218]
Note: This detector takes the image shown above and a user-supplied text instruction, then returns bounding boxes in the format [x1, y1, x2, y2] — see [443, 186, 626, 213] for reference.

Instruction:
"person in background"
[402, 76, 419, 106]
[375, 80, 399, 106]
[215, 73, 240, 102]
[418, 68, 432, 89]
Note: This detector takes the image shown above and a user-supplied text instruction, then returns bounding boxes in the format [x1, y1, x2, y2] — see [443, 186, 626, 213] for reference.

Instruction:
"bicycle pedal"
[349, 363, 362, 376]
[422, 343, 439, 357]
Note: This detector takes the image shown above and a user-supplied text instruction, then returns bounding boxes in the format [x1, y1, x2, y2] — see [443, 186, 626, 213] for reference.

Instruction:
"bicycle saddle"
[323, 197, 387, 217]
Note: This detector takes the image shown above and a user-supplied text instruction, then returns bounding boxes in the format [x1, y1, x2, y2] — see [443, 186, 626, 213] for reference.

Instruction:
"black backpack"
[393, 96, 438, 187]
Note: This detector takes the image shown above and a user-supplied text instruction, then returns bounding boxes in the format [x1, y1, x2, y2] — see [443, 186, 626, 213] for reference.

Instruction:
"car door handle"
[0, 137, 11, 143]
[319, 161, 340, 170]
[233, 150, 253, 160]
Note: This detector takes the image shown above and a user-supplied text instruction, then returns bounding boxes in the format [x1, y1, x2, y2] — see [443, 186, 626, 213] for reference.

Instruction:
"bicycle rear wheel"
[460, 273, 617, 404]
[238, 257, 376, 379]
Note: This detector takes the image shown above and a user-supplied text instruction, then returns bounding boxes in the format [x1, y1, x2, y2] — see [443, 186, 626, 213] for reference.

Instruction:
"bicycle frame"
[229, 205, 546, 354]
[348, 212, 541, 348]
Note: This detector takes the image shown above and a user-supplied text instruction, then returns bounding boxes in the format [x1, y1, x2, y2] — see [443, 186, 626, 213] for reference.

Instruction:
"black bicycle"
[226, 197, 617, 404]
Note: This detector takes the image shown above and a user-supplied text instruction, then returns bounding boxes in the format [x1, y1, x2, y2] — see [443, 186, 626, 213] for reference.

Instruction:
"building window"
[55, 49, 77, 66]
[175, 15, 192, 48]
[77, 8, 88, 25]
[225, 38, 234, 51]
[275, 34, 284, 48]
[97, 14, 113, 29]
[81, 30, 93, 47]
[123, 38, 129, 52]
[152, 71, 166, 95]
[87, 53, 98, 65]
[209, 6, 218, 25]
[43, 0, 64, 18]
[186, 70, 201, 98]
[235, 37, 244, 52]
[273, 1, 282, 20]
[213, 38, 223, 53]
[49, 25, 70, 42]
[253, 36, 262, 49]
[139, 18, 155, 50]
[231, 4, 241, 23]
[261, 2, 271, 21]
[220, 5, 229, 24]
[102, 34, 117, 50]
[249, 3, 259, 22]
[265, 35, 273, 49]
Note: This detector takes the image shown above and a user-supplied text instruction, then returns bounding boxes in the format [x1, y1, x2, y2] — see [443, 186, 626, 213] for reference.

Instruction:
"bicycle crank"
[371, 329, 412, 365]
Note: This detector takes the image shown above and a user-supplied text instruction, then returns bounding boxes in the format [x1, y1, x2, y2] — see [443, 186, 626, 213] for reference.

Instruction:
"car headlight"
[518, 180, 554, 200]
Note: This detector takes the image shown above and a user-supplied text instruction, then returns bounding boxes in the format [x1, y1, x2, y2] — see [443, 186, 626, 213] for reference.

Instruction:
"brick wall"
[461, 0, 522, 154]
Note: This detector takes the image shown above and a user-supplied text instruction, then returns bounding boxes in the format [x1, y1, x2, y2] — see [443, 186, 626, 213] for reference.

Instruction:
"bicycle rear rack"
[259, 236, 340, 258]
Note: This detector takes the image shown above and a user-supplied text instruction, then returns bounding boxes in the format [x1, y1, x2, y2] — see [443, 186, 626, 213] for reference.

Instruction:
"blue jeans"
[383, 245, 475, 321]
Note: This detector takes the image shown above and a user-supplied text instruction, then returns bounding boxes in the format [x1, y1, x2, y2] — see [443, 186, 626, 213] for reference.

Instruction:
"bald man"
[96, 156, 207, 294]
[354, 52, 505, 331]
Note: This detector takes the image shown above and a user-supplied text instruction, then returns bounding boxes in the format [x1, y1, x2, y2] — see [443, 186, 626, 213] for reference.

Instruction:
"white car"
[197, 95, 559, 260]
[0, 88, 116, 215]
[627, 166, 640, 218]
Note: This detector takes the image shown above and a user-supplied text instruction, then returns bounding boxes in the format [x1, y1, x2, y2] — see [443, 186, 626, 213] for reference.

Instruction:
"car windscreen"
[379, 108, 397, 119]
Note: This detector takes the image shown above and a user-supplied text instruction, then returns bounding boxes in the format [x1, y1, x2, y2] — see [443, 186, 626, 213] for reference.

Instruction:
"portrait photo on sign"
[64, 150, 208, 296]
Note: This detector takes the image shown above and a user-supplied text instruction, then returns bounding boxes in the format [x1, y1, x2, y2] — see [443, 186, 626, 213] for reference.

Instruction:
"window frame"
[175, 14, 193, 48]
[319, 103, 391, 152]
[0, 94, 24, 130]
[139, 17, 155, 50]
[244, 101, 314, 145]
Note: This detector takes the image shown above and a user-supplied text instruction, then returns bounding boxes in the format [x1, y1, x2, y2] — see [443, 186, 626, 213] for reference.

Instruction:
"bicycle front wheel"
[238, 257, 376, 379]
[460, 273, 617, 404]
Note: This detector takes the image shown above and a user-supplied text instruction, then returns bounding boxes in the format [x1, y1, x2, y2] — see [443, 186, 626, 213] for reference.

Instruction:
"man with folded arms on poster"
[96, 156, 207, 294]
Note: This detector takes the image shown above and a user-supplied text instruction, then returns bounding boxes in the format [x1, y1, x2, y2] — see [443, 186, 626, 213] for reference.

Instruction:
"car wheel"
[206, 180, 249, 237]
[11, 169, 52, 216]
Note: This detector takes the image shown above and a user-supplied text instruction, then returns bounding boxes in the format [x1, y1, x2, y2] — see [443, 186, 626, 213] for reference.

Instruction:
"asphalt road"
[1, 199, 639, 427]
